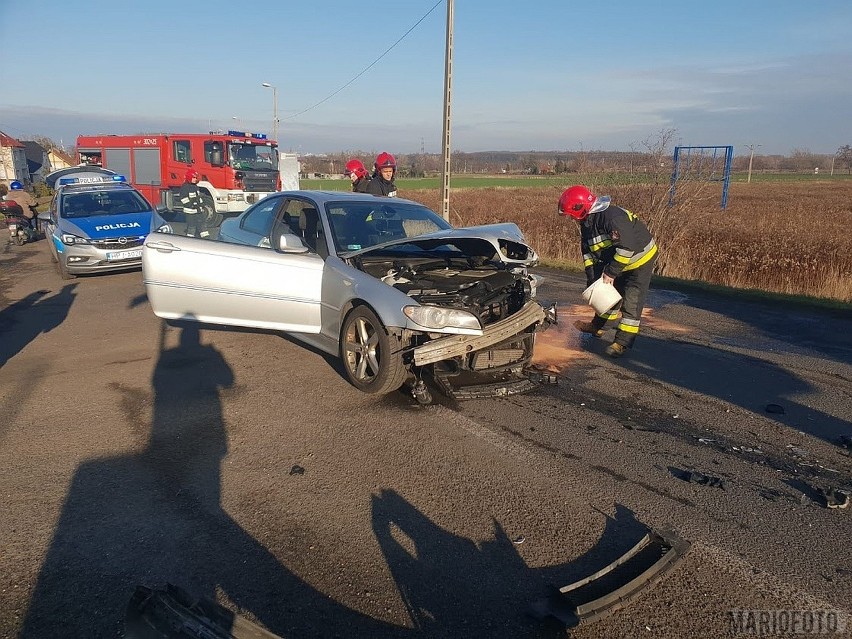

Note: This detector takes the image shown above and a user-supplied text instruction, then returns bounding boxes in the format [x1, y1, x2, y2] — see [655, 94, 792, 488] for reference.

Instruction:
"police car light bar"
[58, 175, 127, 186]
[227, 130, 267, 140]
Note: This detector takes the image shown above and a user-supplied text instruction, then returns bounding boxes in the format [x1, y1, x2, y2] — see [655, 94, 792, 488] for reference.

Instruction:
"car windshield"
[228, 143, 278, 171]
[61, 189, 151, 219]
[325, 201, 452, 253]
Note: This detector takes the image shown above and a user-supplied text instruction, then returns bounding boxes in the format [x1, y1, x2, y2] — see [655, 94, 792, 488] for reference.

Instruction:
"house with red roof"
[0, 130, 28, 186]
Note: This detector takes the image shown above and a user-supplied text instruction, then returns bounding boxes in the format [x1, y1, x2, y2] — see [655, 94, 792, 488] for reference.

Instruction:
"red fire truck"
[75, 131, 284, 219]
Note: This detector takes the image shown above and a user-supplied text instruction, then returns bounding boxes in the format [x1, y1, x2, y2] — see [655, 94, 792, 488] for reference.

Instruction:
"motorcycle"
[1, 200, 38, 245]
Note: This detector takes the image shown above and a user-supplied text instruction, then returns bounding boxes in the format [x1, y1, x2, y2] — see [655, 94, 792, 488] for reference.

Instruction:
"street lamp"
[262, 82, 279, 142]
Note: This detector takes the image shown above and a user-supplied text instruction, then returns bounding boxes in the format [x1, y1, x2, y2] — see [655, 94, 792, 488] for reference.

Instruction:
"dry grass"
[405, 181, 852, 303]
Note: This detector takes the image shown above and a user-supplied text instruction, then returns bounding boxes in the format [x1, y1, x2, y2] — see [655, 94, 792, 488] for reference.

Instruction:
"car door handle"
[147, 241, 181, 253]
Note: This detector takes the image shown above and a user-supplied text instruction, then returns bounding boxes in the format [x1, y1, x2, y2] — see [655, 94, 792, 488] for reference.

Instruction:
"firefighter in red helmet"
[344, 159, 371, 193]
[367, 151, 398, 197]
[558, 185, 658, 357]
[179, 168, 210, 238]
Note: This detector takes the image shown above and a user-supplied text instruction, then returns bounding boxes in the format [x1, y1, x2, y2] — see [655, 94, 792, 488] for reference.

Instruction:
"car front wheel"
[57, 257, 75, 280]
[341, 306, 407, 394]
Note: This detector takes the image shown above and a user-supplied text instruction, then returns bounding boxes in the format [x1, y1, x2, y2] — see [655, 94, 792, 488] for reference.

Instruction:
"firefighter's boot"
[605, 342, 627, 358]
[574, 320, 604, 338]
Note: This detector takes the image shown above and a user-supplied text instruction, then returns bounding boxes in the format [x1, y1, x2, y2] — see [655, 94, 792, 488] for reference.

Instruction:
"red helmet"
[344, 159, 369, 180]
[558, 185, 597, 220]
[185, 168, 200, 182]
[374, 152, 396, 171]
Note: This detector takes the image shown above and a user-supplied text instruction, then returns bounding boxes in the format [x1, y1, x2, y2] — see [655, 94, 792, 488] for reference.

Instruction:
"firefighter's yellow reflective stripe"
[597, 310, 619, 320]
[590, 239, 613, 252]
[584, 258, 595, 267]
[620, 317, 641, 327]
[623, 208, 637, 222]
[617, 321, 640, 334]
[615, 247, 634, 257]
[614, 252, 632, 264]
[622, 241, 658, 272]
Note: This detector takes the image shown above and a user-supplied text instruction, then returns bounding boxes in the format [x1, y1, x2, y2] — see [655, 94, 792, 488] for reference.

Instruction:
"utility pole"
[440, 0, 454, 222]
[745, 143, 761, 183]
[262, 82, 279, 142]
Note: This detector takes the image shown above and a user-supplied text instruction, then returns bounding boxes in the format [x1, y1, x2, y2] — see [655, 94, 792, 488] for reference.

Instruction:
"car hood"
[61, 212, 153, 239]
[341, 222, 538, 265]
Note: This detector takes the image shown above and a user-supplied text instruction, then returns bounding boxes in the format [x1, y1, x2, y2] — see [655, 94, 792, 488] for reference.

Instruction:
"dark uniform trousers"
[589, 252, 657, 349]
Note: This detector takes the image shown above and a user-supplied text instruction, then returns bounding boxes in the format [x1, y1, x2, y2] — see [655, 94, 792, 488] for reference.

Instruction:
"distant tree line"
[301, 146, 852, 177]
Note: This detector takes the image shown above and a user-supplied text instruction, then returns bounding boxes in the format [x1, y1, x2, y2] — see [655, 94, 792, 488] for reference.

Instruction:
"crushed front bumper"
[412, 301, 548, 367]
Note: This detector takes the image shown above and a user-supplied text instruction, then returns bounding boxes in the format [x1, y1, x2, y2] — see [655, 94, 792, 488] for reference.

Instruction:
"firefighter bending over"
[179, 169, 210, 238]
[558, 185, 658, 358]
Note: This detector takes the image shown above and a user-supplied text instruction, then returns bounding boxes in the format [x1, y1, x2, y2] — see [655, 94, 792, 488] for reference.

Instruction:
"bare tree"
[837, 145, 852, 174]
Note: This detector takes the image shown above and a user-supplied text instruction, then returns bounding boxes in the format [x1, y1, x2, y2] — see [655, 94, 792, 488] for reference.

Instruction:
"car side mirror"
[37, 211, 50, 221]
[278, 233, 309, 254]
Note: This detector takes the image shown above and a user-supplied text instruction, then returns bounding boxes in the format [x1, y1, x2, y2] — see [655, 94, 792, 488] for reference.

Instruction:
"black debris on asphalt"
[670, 467, 727, 489]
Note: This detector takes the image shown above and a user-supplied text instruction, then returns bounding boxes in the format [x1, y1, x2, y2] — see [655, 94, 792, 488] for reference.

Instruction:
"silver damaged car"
[142, 191, 555, 397]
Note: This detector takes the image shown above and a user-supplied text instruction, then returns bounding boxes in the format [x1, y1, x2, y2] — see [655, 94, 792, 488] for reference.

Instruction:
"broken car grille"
[471, 348, 527, 370]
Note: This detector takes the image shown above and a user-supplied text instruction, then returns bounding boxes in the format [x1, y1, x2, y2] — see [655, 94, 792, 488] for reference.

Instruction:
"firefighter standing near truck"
[179, 169, 210, 238]
[558, 185, 658, 358]
[367, 152, 398, 197]
[344, 159, 372, 193]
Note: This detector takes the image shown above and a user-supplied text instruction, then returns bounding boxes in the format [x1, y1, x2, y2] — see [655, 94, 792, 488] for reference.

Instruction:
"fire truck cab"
[75, 131, 282, 219]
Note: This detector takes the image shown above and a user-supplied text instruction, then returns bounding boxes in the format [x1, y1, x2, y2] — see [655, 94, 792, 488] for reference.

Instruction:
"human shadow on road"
[0, 284, 77, 369]
[616, 334, 850, 444]
[19, 321, 405, 638]
[371, 490, 654, 637]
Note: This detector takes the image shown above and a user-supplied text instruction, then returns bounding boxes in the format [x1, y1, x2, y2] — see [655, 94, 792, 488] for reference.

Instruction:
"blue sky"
[1, 1, 850, 156]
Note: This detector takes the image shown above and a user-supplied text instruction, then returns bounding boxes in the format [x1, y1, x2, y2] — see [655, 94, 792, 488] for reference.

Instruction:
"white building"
[0, 131, 29, 186]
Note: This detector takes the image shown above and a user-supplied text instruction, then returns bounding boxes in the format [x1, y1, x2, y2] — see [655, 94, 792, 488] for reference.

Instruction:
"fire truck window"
[173, 140, 191, 164]
[205, 141, 224, 166]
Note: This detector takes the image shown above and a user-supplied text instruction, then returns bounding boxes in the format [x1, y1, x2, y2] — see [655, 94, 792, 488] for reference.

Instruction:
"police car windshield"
[229, 143, 278, 171]
[61, 189, 150, 219]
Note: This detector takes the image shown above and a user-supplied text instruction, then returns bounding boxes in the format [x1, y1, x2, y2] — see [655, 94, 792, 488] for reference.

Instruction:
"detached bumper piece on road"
[126, 583, 280, 639]
[530, 528, 691, 628]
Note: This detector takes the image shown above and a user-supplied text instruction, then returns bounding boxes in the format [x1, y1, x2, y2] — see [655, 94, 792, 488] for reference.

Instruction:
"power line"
[283, 0, 443, 121]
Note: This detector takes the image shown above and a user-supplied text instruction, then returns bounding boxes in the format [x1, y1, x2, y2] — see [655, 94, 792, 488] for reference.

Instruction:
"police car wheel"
[57, 258, 75, 280]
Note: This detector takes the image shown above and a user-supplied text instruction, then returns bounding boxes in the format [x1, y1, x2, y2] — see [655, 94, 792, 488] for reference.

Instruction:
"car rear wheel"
[341, 306, 407, 394]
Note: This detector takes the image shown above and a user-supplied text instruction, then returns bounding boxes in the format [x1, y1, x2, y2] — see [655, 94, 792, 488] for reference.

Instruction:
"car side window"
[241, 197, 283, 238]
[272, 199, 329, 258]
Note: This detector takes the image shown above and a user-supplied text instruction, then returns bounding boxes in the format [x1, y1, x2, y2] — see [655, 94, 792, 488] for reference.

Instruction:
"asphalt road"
[1, 237, 851, 638]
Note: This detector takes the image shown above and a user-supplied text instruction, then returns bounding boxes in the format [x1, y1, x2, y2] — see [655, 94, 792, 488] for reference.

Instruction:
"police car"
[43, 173, 172, 280]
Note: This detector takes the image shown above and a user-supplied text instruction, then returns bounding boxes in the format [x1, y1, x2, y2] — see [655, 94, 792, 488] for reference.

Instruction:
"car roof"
[276, 190, 425, 207]
[45, 166, 117, 189]
[59, 182, 138, 195]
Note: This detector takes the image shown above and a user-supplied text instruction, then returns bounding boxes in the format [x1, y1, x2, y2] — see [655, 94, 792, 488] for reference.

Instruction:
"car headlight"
[61, 233, 90, 245]
[403, 305, 481, 331]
